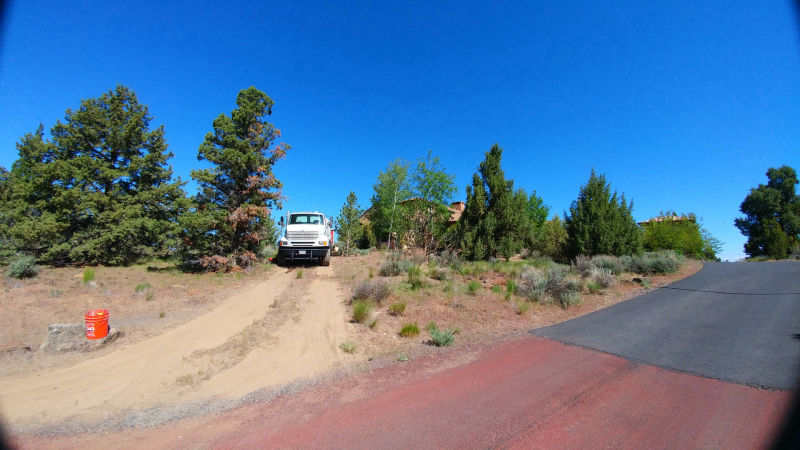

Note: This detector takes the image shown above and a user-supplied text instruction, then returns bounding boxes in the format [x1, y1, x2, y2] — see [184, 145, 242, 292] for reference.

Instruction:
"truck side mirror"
[278, 216, 285, 227]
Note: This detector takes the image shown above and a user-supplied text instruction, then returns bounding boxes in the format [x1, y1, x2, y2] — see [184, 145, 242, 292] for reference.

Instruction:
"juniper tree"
[335, 191, 364, 255]
[2, 86, 187, 265]
[564, 170, 642, 259]
[459, 144, 529, 260]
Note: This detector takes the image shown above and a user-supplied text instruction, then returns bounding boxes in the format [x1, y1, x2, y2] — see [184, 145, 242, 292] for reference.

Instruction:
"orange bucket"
[85, 309, 109, 340]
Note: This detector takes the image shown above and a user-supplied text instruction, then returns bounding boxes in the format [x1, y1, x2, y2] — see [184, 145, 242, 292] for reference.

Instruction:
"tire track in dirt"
[0, 265, 352, 429]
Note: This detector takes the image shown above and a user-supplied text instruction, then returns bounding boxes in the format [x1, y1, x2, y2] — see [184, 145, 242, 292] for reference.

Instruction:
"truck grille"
[287, 231, 319, 240]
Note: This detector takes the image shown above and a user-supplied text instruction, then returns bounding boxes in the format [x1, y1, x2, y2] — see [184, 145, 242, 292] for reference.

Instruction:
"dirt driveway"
[0, 265, 357, 431]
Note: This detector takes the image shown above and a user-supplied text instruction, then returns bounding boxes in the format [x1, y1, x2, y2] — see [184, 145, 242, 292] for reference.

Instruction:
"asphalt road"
[534, 261, 800, 390]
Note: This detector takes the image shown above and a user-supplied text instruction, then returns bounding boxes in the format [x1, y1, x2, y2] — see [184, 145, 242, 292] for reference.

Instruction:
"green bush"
[589, 266, 615, 288]
[586, 281, 603, 294]
[428, 267, 450, 281]
[517, 266, 581, 304]
[6, 255, 39, 279]
[573, 255, 593, 277]
[82, 268, 95, 284]
[514, 299, 530, 315]
[400, 323, 419, 337]
[134, 283, 151, 293]
[339, 341, 356, 354]
[559, 291, 582, 308]
[467, 280, 481, 294]
[389, 301, 406, 316]
[591, 255, 625, 275]
[628, 250, 681, 275]
[407, 265, 424, 289]
[352, 300, 372, 323]
[352, 279, 391, 302]
[428, 323, 455, 347]
[379, 259, 414, 276]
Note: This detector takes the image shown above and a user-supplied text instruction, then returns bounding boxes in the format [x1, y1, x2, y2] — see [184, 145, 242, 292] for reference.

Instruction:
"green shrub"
[352, 279, 391, 302]
[6, 255, 38, 279]
[573, 255, 593, 276]
[407, 265, 424, 290]
[82, 268, 95, 284]
[339, 341, 356, 354]
[400, 323, 420, 337]
[492, 285, 502, 294]
[397, 354, 409, 362]
[589, 266, 615, 288]
[505, 280, 517, 300]
[514, 299, 530, 315]
[389, 301, 406, 316]
[559, 290, 582, 308]
[428, 267, 450, 281]
[296, 269, 303, 279]
[467, 280, 480, 294]
[517, 266, 581, 304]
[134, 283, 151, 293]
[586, 281, 603, 294]
[379, 259, 414, 276]
[628, 250, 681, 275]
[352, 300, 372, 323]
[591, 255, 625, 275]
[428, 323, 455, 347]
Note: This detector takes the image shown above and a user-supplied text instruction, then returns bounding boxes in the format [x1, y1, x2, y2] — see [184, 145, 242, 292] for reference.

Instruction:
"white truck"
[276, 211, 334, 266]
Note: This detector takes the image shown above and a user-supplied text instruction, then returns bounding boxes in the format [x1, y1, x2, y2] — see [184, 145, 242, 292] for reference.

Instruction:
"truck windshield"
[289, 214, 323, 225]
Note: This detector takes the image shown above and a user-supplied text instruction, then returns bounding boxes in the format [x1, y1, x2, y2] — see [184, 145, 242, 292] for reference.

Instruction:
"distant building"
[638, 215, 695, 226]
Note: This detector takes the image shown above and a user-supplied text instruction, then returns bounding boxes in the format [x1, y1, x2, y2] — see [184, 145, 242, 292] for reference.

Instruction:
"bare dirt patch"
[0, 263, 354, 431]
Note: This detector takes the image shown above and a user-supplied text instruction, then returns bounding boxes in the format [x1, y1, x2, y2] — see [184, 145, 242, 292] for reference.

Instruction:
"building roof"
[638, 215, 694, 225]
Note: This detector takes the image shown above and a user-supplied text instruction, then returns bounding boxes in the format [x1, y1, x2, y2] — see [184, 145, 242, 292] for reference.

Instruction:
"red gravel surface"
[15, 336, 792, 449]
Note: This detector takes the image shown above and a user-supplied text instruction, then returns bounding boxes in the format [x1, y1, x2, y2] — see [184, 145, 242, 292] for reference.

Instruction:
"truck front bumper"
[278, 246, 329, 262]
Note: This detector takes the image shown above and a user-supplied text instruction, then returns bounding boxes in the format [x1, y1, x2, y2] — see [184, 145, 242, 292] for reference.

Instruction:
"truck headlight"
[279, 238, 288, 246]
[318, 240, 328, 246]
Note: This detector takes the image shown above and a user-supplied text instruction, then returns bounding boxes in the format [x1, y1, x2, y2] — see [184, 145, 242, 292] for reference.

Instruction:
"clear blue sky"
[1, 1, 798, 260]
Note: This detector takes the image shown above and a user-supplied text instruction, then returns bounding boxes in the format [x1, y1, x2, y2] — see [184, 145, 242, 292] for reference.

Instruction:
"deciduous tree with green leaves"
[564, 170, 642, 259]
[734, 166, 800, 259]
[408, 151, 456, 254]
[181, 87, 288, 265]
[335, 191, 364, 256]
[2, 86, 187, 265]
[368, 160, 412, 248]
[642, 211, 721, 260]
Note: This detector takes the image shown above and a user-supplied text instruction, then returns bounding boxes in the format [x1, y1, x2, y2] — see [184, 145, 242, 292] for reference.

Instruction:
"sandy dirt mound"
[0, 265, 352, 428]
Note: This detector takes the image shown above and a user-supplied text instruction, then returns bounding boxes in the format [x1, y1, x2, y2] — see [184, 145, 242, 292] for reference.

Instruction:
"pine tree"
[181, 87, 288, 263]
[564, 170, 642, 259]
[2, 86, 187, 265]
[335, 191, 364, 255]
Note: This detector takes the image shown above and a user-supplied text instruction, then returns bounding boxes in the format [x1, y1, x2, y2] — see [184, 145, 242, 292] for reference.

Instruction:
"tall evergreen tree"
[564, 170, 642, 259]
[335, 191, 364, 256]
[181, 87, 288, 262]
[734, 166, 799, 258]
[2, 86, 187, 265]
[459, 144, 529, 260]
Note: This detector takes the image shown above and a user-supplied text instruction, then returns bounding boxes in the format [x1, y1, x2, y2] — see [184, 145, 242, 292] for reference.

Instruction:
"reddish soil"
[16, 335, 791, 449]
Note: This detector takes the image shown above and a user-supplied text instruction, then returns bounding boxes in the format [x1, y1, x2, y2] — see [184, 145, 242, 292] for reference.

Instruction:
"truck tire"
[321, 249, 331, 266]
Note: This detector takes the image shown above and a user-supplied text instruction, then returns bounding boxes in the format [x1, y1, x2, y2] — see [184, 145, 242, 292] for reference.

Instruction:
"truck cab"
[277, 211, 333, 266]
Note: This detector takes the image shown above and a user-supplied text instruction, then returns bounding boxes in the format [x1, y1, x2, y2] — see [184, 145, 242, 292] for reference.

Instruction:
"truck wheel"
[321, 249, 331, 266]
